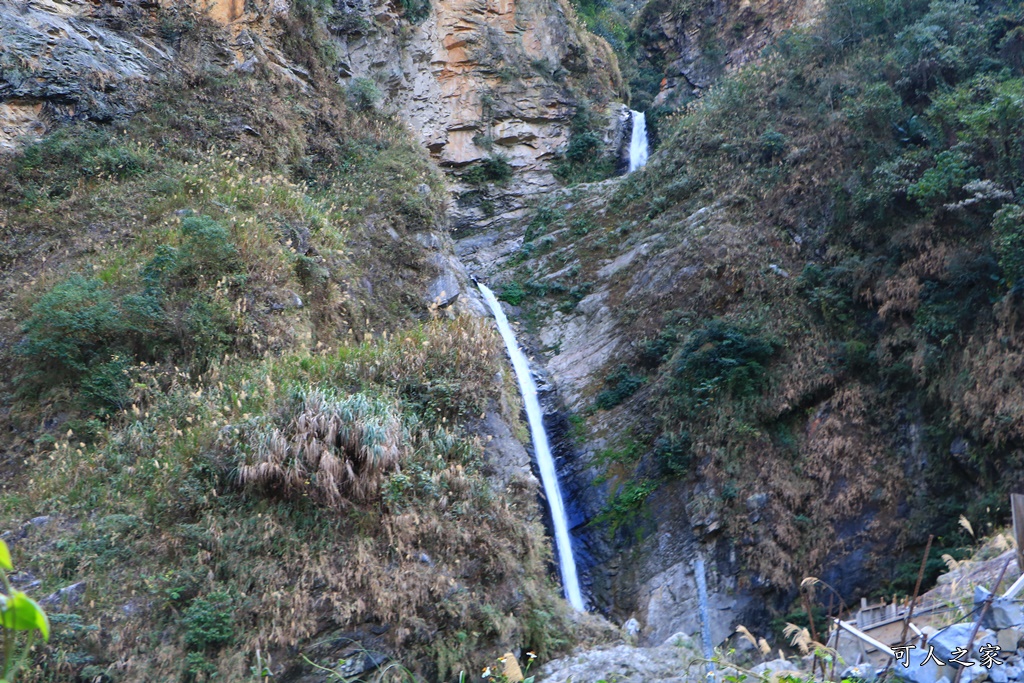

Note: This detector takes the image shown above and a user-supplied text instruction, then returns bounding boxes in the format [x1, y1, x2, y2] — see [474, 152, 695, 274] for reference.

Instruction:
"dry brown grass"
[236, 389, 404, 505]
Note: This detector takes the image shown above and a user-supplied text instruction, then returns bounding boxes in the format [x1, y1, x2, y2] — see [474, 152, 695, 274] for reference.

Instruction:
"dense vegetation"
[504, 0, 1024, 607]
[0, 6, 585, 681]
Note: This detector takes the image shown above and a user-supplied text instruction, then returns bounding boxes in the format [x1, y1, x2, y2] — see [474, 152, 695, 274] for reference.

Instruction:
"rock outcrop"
[0, 0, 165, 148]
[330, 0, 625, 227]
[636, 0, 821, 106]
[539, 632, 705, 683]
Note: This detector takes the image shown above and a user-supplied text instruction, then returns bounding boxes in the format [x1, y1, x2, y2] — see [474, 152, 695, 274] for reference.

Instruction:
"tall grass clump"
[236, 389, 403, 506]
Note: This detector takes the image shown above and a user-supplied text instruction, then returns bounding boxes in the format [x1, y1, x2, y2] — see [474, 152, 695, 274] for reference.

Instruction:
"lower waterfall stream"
[477, 283, 586, 611]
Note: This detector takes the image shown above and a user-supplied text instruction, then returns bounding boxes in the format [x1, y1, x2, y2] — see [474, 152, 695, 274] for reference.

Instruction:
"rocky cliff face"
[330, 0, 625, 228]
[0, 0, 163, 149]
[455, 186, 774, 648]
[636, 0, 821, 106]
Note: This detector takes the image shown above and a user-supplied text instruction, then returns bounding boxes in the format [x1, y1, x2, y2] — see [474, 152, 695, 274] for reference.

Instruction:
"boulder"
[895, 646, 956, 683]
[841, 663, 878, 681]
[998, 628, 1022, 653]
[335, 650, 388, 678]
[927, 623, 996, 682]
[977, 587, 1024, 630]
[41, 581, 86, 607]
[751, 658, 803, 679]
[539, 639, 704, 683]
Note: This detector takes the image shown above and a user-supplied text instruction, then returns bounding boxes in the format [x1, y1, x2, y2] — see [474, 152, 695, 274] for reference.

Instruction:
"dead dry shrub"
[235, 388, 403, 505]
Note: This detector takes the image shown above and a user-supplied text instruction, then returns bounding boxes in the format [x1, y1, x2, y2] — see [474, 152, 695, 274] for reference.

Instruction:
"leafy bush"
[655, 431, 691, 477]
[757, 129, 788, 162]
[16, 276, 159, 408]
[993, 204, 1024, 284]
[553, 106, 617, 184]
[907, 149, 979, 211]
[672, 321, 775, 408]
[184, 297, 235, 366]
[499, 281, 526, 305]
[347, 78, 382, 111]
[399, 0, 431, 23]
[798, 262, 860, 330]
[594, 364, 646, 410]
[18, 215, 241, 408]
[177, 215, 239, 284]
[463, 154, 513, 185]
[593, 480, 657, 535]
[639, 325, 682, 368]
[183, 592, 234, 650]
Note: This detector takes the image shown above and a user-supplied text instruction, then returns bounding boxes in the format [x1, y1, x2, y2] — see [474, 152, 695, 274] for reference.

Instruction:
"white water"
[628, 109, 649, 172]
[477, 283, 585, 611]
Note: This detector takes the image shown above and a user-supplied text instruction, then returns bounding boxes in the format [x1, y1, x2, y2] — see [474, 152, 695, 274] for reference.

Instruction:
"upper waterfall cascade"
[628, 109, 649, 172]
[477, 283, 586, 611]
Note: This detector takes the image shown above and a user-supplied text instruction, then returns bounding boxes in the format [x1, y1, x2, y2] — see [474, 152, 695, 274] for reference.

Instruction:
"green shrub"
[182, 592, 234, 650]
[594, 364, 646, 410]
[655, 431, 691, 476]
[672, 321, 775, 408]
[798, 262, 861, 330]
[757, 129, 788, 162]
[178, 215, 239, 283]
[463, 154, 513, 185]
[993, 204, 1024, 284]
[347, 78, 382, 111]
[399, 0, 431, 23]
[184, 297, 235, 366]
[553, 105, 617, 184]
[16, 276, 159, 408]
[593, 480, 657, 535]
[907, 149, 979, 211]
[499, 281, 526, 305]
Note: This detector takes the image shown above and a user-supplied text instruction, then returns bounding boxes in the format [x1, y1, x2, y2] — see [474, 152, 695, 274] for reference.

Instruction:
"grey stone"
[841, 663, 878, 681]
[919, 624, 1003, 683]
[991, 667, 1009, 683]
[336, 650, 388, 678]
[894, 647, 952, 683]
[41, 581, 86, 606]
[662, 631, 695, 648]
[0, 0, 160, 142]
[751, 658, 802, 677]
[9, 572, 40, 591]
[745, 493, 768, 511]
[623, 617, 641, 637]
[998, 629, 1021, 653]
[425, 253, 463, 309]
[977, 587, 1024, 630]
[539, 639, 704, 683]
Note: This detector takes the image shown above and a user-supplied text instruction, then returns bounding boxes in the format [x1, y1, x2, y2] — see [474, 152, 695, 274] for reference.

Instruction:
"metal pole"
[953, 557, 1013, 683]
[899, 535, 934, 646]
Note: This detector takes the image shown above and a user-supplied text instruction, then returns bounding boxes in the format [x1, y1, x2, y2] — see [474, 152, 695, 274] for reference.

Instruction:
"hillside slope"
[0, 0, 627, 679]
[462, 0, 1024, 648]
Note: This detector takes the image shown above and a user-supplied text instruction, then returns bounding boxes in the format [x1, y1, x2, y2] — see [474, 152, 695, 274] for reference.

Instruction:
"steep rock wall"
[637, 0, 821, 106]
[331, 0, 625, 228]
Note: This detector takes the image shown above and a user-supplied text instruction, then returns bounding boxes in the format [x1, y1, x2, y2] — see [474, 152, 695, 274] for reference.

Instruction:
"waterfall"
[477, 283, 586, 611]
[628, 109, 649, 172]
